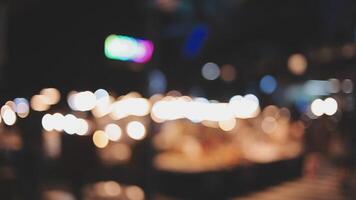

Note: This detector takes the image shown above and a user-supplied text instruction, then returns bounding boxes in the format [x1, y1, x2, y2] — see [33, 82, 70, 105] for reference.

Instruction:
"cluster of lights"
[42, 113, 89, 135]
[93, 121, 146, 148]
[86, 181, 144, 200]
[310, 97, 338, 117]
[0, 98, 31, 126]
[151, 94, 259, 127]
[67, 89, 151, 120]
[104, 34, 154, 63]
[328, 78, 353, 94]
[31, 88, 61, 112]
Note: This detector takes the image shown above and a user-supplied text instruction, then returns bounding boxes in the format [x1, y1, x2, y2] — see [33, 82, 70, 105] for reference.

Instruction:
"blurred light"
[220, 64, 236, 82]
[125, 185, 145, 200]
[310, 99, 324, 117]
[324, 97, 338, 116]
[155, 0, 181, 12]
[201, 62, 220, 80]
[93, 130, 109, 148]
[105, 123, 122, 141]
[1, 105, 16, 126]
[288, 53, 307, 75]
[148, 69, 167, 95]
[183, 24, 209, 58]
[261, 116, 277, 134]
[112, 143, 132, 161]
[31, 95, 50, 111]
[76, 118, 89, 136]
[52, 113, 64, 131]
[218, 118, 236, 131]
[342, 79, 353, 93]
[43, 131, 61, 159]
[40, 88, 61, 105]
[14, 98, 30, 118]
[104, 34, 154, 63]
[63, 114, 78, 135]
[42, 114, 54, 131]
[68, 91, 96, 111]
[42, 189, 75, 200]
[103, 181, 122, 197]
[260, 75, 277, 94]
[127, 121, 146, 140]
[110, 98, 150, 120]
[304, 80, 330, 96]
[229, 94, 260, 119]
[94, 89, 109, 101]
[328, 78, 341, 93]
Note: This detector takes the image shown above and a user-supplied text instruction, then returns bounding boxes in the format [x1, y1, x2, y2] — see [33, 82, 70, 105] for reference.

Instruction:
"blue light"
[148, 70, 167, 95]
[260, 75, 277, 94]
[183, 25, 209, 58]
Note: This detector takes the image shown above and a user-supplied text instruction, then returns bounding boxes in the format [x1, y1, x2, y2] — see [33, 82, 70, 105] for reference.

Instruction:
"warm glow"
[93, 130, 109, 148]
[261, 116, 277, 134]
[218, 118, 236, 131]
[127, 121, 146, 140]
[31, 95, 51, 111]
[125, 185, 145, 200]
[288, 53, 307, 75]
[40, 88, 61, 105]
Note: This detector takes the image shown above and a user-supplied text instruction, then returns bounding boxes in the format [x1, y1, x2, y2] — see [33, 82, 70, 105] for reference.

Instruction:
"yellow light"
[103, 181, 122, 197]
[93, 130, 109, 148]
[288, 53, 307, 75]
[125, 185, 145, 200]
[40, 88, 61, 105]
[104, 123, 122, 141]
[126, 121, 146, 140]
[31, 95, 51, 111]
[218, 118, 236, 131]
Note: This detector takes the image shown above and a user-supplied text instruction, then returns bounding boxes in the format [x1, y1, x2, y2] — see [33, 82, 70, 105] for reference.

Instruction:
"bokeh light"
[260, 75, 277, 94]
[310, 99, 325, 117]
[104, 123, 122, 141]
[288, 53, 307, 75]
[40, 88, 61, 105]
[1, 105, 17, 126]
[93, 130, 109, 148]
[125, 185, 145, 200]
[201, 62, 220, 80]
[127, 121, 146, 140]
[324, 97, 338, 116]
[342, 79, 353, 93]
